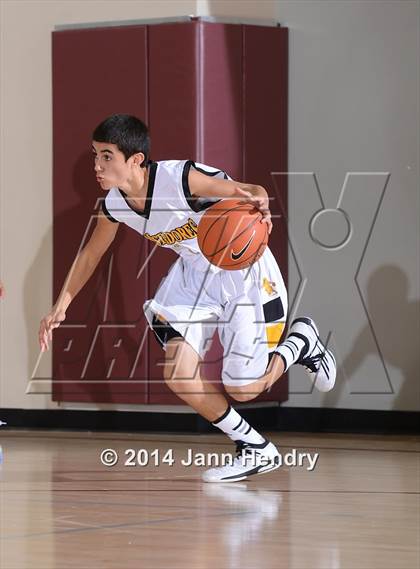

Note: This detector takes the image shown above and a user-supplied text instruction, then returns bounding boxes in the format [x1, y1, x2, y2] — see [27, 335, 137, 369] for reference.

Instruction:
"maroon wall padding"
[148, 23, 198, 160]
[244, 26, 289, 288]
[52, 21, 288, 405]
[52, 25, 150, 402]
[146, 23, 200, 403]
[200, 24, 243, 179]
[241, 25, 289, 403]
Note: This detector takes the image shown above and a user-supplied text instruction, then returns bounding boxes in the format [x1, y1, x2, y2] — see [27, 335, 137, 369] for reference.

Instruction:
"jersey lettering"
[144, 218, 198, 247]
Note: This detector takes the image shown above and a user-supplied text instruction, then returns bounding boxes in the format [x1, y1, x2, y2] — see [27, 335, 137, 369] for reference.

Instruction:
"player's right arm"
[38, 211, 119, 352]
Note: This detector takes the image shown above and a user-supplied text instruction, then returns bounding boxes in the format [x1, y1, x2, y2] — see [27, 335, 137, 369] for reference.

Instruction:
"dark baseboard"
[0, 407, 278, 433]
[0, 407, 418, 434]
[275, 407, 419, 434]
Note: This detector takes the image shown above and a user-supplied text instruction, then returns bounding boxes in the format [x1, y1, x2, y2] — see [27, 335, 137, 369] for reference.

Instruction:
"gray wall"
[0, 0, 418, 411]
[281, 0, 419, 411]
[206, 0, 420, 411]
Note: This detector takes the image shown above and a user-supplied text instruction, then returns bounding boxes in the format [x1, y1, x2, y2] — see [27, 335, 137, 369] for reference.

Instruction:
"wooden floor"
[0, 430, 419, 569]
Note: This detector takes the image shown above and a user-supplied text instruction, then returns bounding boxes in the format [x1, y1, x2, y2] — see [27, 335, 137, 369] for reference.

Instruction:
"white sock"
[275, 334, 306, 371]
[212, 406, 265, 445]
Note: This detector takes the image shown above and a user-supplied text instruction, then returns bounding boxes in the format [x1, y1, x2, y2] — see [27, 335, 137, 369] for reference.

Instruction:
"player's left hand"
[235, 188, 273, 234]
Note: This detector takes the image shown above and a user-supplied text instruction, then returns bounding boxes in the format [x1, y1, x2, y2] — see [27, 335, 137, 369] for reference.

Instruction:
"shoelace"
[235, 442, 256, 459]
[300, 352, 324, 373]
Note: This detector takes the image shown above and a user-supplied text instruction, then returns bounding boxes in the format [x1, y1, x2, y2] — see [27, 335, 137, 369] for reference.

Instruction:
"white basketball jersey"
[103, 160, 229, 266]
[102, 159, 289, 380]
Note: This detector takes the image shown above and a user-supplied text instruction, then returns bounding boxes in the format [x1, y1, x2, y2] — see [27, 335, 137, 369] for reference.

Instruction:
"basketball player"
[39, 114, 336, 482]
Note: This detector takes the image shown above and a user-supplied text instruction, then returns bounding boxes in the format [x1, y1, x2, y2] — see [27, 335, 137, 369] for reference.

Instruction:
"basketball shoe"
[202, 439, 281, 483]
[287, 317, 336, 392]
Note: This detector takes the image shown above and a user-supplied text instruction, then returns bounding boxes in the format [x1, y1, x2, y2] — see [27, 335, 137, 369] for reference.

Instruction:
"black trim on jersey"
[182, 160, 226, 212]
[263, 297, 285, 323]
[118, 161, 158, 220]
[101, 199, 119, 223]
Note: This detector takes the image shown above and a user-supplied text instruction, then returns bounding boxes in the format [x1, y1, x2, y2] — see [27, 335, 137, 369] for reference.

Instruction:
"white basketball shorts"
[143, 248, 288, 386]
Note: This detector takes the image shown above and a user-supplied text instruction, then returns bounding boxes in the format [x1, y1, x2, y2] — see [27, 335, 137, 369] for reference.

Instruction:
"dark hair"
[92, 114, 150, 165]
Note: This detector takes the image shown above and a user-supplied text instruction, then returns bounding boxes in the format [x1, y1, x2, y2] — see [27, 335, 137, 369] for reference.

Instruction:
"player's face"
[92, 141, 132, 190]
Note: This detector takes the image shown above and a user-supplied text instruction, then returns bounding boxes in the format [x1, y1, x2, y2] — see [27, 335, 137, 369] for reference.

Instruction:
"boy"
[39, 114, 336, 482]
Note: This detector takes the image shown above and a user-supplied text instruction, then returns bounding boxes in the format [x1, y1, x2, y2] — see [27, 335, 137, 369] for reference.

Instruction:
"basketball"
[197, 199, 269, 270]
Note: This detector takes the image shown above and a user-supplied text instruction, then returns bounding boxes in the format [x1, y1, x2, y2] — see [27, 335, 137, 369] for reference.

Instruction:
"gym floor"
[0, 430, 418, 569]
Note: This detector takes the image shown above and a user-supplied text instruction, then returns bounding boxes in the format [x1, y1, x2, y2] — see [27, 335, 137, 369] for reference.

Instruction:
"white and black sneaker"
[202, 440, 281, 483]
[289, 317, 336, 392]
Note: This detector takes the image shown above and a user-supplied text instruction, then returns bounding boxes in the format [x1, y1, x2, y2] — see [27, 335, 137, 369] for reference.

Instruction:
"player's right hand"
[39, 306, 66, 352]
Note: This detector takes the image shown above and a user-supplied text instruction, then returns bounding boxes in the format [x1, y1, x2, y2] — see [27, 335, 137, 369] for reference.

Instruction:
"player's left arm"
[188, 169, 272, 234]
